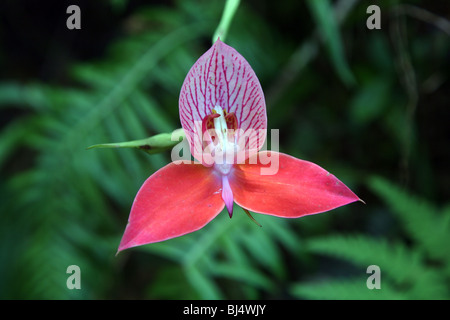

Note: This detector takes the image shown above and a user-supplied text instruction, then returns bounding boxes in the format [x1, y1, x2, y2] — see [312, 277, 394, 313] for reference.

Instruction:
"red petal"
[179, 39, 267, 161]
[118, 162, 224, 252]
[229, 151, 361, 218]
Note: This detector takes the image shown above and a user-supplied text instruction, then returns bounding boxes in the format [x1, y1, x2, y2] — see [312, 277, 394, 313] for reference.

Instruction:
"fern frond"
[368, 176, 450, 263]
[291, 277, 408, 300]
[139, 208, 301, 299]
[306, 234, 447, 299]
[0, 1, 219, 299]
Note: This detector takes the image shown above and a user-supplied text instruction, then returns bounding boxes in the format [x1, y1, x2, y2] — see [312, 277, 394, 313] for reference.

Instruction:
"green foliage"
[305, 0, 356, 86]
[0, 0, 448, 300]
[139, 211, 301, 299]
[0, 0, 304, 300]
[291, 177, 450, 300]
[369, 177, 450, 264]
[292, 278, 408, 300]
[0, 0, 214, 299]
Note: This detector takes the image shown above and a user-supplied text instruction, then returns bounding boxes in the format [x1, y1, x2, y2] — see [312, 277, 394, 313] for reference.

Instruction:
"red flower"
[118, 40, 361, 252]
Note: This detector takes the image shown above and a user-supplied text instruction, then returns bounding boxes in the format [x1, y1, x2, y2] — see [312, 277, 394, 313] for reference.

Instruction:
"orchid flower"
[118, 39, 361, 252]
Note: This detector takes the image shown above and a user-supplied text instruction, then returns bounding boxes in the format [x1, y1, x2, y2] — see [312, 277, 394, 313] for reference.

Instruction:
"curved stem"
[243, 208, 262, 228]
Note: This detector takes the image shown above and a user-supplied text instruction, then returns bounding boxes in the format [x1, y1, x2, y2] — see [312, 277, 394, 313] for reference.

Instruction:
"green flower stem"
[212, 0, 240, 43]
[87, 128, 185, 155]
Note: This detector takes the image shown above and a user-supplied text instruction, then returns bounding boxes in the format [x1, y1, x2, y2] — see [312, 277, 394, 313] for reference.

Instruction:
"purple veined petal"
[179, 39, 267, 162]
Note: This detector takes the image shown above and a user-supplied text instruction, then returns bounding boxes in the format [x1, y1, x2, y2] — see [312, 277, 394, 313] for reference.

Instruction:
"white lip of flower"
[211, 107, 239, 175]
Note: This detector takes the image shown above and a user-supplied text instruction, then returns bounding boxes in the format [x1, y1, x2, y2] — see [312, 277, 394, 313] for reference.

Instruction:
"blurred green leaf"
[185, 264, 223, 300]
[350, 77, 392, 125]
[306, 0, 355, 86]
